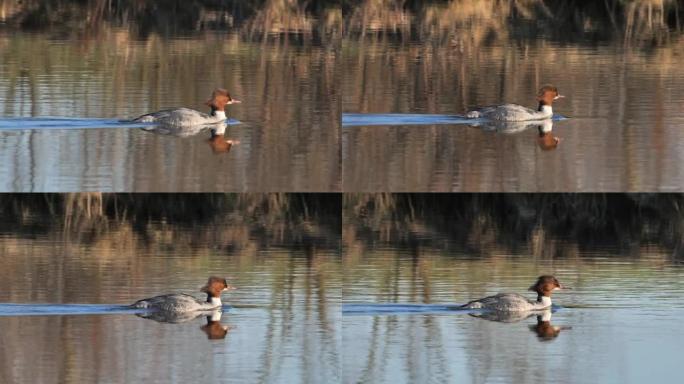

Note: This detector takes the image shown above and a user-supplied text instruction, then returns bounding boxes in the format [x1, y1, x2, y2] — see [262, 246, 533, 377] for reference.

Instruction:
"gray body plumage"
[133, 107, 225, 127]
[461, 293, 549, 312]
[131, 293, 219, 313]
[466, 104, 552, 121]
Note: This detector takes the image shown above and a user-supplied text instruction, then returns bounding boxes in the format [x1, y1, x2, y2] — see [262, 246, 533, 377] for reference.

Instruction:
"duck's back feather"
[132, 108, 221, 127]
[461, 293, 538, 311]
[131, 293, 212, 313]
[466, 104, 550, 121]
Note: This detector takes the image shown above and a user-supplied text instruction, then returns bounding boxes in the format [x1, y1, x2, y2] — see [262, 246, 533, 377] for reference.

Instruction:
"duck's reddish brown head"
[528, 275, 564, 298]
[537, 85, 563, 108]
[200, 276, 235, 298]
[205, 88, 241, 112]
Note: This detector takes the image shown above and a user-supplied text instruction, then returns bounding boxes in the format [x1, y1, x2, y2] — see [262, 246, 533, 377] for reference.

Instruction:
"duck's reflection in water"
[537, 120, 560, 151]
[470, 117, 547, 134]
[529, 310, 571, 341]
[208, 124, 239, 154]
[469, 309, 570, 341]
[137, 310, 232, 340]
[471, 118, 561, 151]
[141, 121, 239, 154]
[200, 311, 233, 340]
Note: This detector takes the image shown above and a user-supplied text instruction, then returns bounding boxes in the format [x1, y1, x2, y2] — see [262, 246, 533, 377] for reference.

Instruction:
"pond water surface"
[342, 2, 684, 192]
[0, 29, 339, 191]
[0, 210, 340, 384]
[343, 212, 684, 383]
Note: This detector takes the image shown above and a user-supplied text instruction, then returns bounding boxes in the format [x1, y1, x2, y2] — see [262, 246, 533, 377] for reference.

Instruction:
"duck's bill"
[227, 99, 242, 104]
[554, 95, 565, 100]
[224, 285, 237, 291]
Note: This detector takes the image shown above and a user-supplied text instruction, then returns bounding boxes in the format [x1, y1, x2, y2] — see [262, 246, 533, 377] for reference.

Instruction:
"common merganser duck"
[131, 276, 235, 313]
[133, 88, 241, 127]
[461, 275, 567, 312]
[466, 85, 564, 121]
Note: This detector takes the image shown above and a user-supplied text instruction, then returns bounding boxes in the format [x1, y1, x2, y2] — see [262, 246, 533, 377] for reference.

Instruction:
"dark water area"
[344, 193, 684, 253]
[343, 193, 684, 383]
[0, 0, 340, 192]
[342, 0, 684, 192]
[0, 193, 341, 384]
[0, 0, 341, 42]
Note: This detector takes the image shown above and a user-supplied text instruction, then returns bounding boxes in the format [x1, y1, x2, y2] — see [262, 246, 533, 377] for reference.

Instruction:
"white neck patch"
[214, 110, 227, 120]
[539, 296, 552, 308]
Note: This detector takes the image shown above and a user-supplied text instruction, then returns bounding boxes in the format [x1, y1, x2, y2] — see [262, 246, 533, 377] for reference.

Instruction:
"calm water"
[0, 213, 340, 384]
[342, 2, 684, 192]
[0, 31, 339, 191]
[343, 219, 684, 383]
